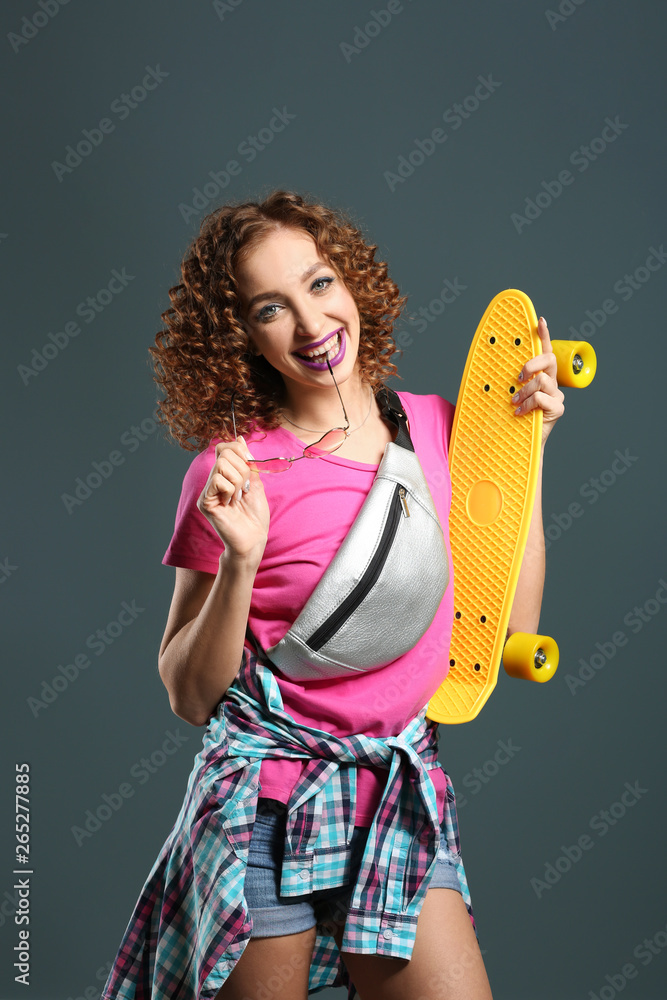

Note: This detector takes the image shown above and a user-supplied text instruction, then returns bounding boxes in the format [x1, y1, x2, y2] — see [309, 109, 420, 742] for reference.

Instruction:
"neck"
[280, 368, 372, 432]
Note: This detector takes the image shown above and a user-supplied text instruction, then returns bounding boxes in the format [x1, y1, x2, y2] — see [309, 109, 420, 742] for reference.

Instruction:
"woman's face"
[235, 227, 362, 393]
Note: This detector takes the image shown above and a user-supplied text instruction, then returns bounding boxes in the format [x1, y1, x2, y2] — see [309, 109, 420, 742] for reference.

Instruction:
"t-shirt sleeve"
[436, 394, 455, 461]
[162, 447, 225, 575]
[399, 391, 455, 461]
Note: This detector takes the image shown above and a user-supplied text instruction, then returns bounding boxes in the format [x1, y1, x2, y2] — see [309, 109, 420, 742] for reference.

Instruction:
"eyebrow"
[245, 261, 329, 311]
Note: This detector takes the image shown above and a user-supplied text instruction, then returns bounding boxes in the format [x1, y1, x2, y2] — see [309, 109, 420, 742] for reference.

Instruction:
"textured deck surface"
[427, 290, 541, 723]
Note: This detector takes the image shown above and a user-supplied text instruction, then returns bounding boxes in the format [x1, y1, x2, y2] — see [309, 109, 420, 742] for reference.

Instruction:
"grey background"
[2, 0, 666, 997]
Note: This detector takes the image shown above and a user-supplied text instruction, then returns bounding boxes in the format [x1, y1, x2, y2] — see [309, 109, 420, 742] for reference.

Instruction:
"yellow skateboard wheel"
[551, 340, 597, 387]
[502, 631, 559, 682]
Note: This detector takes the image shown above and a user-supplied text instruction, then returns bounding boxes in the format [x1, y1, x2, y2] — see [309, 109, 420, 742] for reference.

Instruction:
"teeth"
[299, 332, 341, 360]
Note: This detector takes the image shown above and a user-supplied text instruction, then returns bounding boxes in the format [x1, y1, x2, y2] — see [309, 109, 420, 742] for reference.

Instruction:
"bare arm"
[158, 549, 263, 727]
[507, 444, 545, 635]
[506, 316, 564, 637]
[158, 437, 269, 726]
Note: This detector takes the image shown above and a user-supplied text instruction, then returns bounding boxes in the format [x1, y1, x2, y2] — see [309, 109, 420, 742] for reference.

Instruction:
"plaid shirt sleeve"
[102, 646, 476, 1000]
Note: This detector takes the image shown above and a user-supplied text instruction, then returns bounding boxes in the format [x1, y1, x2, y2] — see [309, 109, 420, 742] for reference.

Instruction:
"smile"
[293, 330, 346, 369]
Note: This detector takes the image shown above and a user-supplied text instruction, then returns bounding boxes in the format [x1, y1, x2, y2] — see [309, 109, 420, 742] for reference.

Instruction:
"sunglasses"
[230, 358, 350, 473]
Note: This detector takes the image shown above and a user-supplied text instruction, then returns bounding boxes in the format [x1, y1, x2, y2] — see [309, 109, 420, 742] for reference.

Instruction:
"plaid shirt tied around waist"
[101, 644, 476, 1000]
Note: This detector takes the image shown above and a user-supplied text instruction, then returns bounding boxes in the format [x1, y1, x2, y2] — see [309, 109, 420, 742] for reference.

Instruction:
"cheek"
[340, 289, 360, 322]
[243, 331, 258, 354]
[246, 331, 267, 357]
[248, 331, 288, 362]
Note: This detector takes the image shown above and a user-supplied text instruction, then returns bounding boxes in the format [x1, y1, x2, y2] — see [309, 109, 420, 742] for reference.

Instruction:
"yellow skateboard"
[426, 289, 596, 724]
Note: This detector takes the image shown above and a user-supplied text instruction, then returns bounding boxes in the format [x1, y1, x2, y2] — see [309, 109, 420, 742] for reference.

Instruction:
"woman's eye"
[256, 303, 278, 322]
[255, 276, 334, 322]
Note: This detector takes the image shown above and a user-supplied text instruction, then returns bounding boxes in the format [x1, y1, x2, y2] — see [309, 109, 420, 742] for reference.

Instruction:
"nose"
[292, 296, 327, 340]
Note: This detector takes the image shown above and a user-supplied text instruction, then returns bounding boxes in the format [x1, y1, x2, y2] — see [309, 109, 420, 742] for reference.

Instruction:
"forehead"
[236, 228, 323, 288]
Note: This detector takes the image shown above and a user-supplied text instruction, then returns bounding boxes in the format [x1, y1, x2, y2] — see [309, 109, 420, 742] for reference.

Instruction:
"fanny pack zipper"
[306, 482, 408, 652]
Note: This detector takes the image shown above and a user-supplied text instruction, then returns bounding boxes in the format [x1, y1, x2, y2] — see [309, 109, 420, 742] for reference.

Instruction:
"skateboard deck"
[426, 289, 545, 724]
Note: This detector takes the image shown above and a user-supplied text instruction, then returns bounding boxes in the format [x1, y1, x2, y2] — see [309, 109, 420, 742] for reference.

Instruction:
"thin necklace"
[282, 387, 374, 436]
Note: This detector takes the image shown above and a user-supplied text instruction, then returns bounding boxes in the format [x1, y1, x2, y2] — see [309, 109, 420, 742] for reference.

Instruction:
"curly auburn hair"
[149, 189, 408, 451]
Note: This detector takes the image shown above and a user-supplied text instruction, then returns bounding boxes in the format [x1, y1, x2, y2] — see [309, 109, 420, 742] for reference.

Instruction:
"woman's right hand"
[197, 437, 270, 562]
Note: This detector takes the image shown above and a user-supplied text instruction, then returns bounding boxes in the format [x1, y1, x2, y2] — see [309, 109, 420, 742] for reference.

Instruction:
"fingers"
[512, 318, 565, 438]
[517, 318, 556, 383]
[536, 315, 552, 352]
[202, 440, 254, 508]
[215, 437, 254, 465]
[512, 372, 565, 417]
[537, 316, 551, 354]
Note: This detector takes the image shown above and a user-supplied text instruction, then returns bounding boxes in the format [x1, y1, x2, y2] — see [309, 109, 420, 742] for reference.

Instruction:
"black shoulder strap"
[376, 386, 414, 452]
[244, 388, 414, 668]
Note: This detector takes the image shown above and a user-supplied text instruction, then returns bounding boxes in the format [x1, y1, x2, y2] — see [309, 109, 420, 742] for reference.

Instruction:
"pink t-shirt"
[162, 391, 455, 826]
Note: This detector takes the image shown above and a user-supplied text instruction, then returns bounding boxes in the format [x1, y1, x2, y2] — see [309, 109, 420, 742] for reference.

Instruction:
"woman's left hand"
[511, 316, 565, 446]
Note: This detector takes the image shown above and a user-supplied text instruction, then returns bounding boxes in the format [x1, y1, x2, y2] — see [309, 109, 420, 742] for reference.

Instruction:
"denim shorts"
[244, 797, 463, 938]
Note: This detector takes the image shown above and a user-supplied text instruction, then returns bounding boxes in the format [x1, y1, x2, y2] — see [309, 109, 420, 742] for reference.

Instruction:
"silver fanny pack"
[251, 388, 449, 681]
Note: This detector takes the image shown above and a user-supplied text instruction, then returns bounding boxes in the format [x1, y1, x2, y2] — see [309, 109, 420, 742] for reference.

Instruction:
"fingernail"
[514, 405, 521, 414]
[518, 370, 524, 381]
[236, 489, 242, 502]
[239, 435, 254, 460]
[512, 393, 519, 403]
[225, 495, 232, 506]
[539, 316, 546, 324]
[242, 479, 250, 493]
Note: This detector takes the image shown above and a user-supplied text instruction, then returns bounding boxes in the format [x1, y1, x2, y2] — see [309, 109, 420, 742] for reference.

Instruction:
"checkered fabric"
[101, 644, 476, 1000]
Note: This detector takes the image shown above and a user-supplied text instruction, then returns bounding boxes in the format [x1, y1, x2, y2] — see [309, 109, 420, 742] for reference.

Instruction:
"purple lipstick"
[293, 327, 346, 370]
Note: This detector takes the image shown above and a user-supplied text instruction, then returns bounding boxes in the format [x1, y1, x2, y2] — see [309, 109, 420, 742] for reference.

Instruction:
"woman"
[102, 190, 564, 1000]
